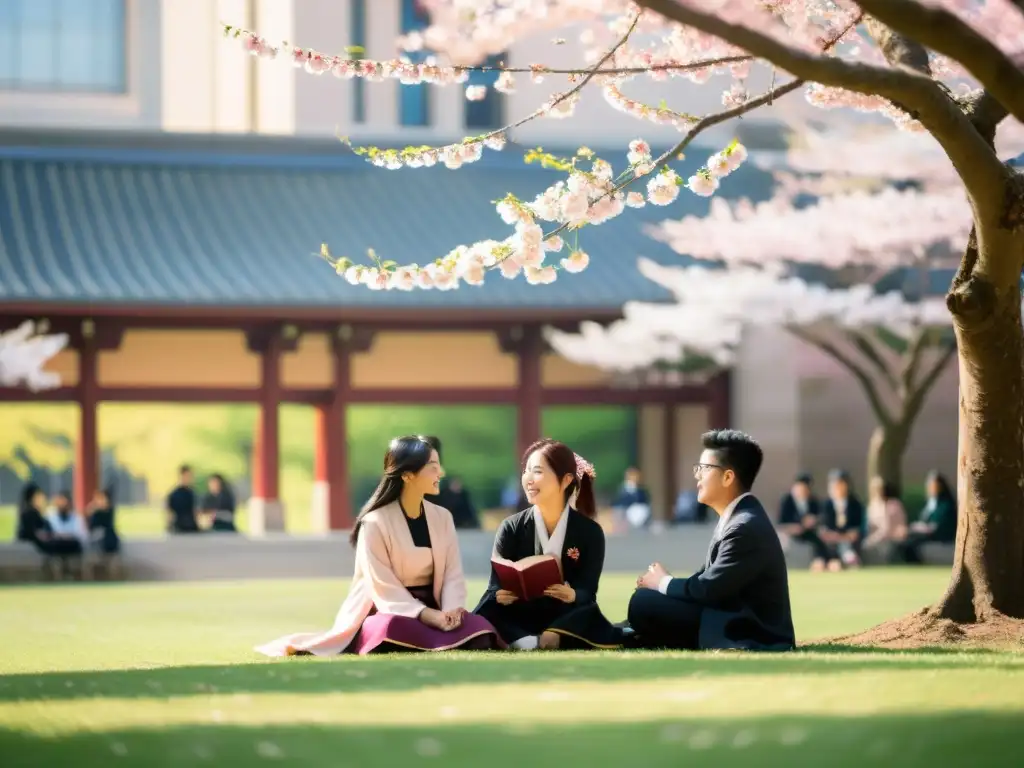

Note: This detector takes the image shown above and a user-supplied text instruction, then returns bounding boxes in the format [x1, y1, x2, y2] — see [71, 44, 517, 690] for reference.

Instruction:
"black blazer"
[666, 496, 795, 651]
[821, 496, 865, 535]
[475, 506, 605, 609]
[777, 494, 820, 526]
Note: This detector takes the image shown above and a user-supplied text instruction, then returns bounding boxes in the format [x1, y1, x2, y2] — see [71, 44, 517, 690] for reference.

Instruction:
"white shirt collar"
[533, 503, 570, 557]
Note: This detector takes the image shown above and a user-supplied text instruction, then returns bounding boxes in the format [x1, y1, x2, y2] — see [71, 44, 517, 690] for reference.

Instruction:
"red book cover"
[491, 554, 563, 601]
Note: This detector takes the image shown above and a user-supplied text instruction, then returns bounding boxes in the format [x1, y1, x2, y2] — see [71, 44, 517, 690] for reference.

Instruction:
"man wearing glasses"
[624, 429, 796, 651]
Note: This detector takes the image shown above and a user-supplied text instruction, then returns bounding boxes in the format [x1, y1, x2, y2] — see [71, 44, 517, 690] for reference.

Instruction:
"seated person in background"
[613, 466, 652, 530]
[899, 471, 957, 564]
[474, 439, 622, 651]
[200, 473, 237, 532]
[777, 473, 828, 567]
[627, 429, 795, 651]
[863, 477, 908, 561]
[423, 436, 481, 529]
[17, 485, 83, 573]
[166, 464, 199, 534]
[818, 469, 865, 571]
[87, 487, 121, 555]
[256, 436, 504, 656]
[46, 490, 89, 549]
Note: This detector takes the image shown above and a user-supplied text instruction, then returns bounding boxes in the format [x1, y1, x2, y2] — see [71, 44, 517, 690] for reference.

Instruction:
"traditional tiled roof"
[0, 130, 775, 313]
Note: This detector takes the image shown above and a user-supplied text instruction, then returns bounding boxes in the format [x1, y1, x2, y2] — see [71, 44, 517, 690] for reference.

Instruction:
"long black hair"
[927, 471, 954, 503]
[349, 435, 435, 547]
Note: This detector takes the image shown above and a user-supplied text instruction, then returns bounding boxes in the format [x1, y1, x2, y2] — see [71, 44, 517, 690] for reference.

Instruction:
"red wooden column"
[707, 369, 732, 430]
[248, 330, 285, 534]
[662, 401, 678, 522]
[503, 325, 543, 463]
[312, 328, 364, 532]
[74, 331, 99, 513]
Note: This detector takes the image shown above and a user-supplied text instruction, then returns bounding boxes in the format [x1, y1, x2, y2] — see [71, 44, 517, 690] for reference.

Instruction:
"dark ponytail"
[522, 438, 598, 519]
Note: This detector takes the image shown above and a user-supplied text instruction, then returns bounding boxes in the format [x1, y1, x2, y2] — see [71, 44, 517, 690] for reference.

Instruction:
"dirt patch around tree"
[819, 606, 1024, 651]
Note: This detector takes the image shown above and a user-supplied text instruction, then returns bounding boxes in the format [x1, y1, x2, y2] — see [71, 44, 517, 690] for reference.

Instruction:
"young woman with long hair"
[256, 436, 504, 656]
[473, 438, 623, 650]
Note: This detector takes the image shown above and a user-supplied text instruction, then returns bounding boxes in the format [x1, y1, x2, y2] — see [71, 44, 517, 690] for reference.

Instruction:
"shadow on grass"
[798, 644, 1017, 655]
[1, 712, 1022, 768]
[1, 647, 1021, 703]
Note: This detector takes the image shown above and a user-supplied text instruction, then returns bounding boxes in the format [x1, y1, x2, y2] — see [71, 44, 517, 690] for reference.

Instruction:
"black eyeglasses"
[692, 463, 726, 478]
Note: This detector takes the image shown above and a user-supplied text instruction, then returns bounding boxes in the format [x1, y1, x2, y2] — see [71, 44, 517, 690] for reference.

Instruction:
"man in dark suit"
[625, 429, 796, 651]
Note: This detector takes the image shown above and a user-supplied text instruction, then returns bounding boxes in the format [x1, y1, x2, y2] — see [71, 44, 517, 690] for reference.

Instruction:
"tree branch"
[847, 329, 899, 392]
[959, 88, 1008, 146]
[856, 0, 1024, 126]
[898, 325, 930, 400]
[634, 0, 1007, 211]
[787, 326, 894, 426]
[902, 342, 958, 424]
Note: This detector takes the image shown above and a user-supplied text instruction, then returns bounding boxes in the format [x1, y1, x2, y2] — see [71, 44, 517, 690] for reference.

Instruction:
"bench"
[0, 525, 955, 584]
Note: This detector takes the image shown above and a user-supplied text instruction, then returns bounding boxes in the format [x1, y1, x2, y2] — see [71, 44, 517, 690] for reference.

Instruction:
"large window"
[465, 54, 506, 130]
[0, 0, 127, 94]
[399, 0, 430, 127]
[350, 0, 366, 124]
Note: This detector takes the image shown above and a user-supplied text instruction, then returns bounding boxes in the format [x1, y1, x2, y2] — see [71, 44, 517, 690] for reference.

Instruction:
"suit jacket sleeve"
[568, 522, 604, 605]
[778, 496, 796, 525]
[666, 521, 764, 605]
[357, 516, 426, 619]
[439, 512, 468, 611]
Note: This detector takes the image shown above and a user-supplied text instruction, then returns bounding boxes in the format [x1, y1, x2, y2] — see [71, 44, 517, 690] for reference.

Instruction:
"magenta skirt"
[346, 586, 506, 655]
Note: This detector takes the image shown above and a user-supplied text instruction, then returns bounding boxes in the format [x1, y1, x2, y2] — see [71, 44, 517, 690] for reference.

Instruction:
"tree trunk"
[941, 237, 1024, 622]
[865, 422, 909, 492]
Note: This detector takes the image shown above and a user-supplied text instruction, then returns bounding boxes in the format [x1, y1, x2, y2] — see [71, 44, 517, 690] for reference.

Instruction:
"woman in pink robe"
[256, 436, 504, 656]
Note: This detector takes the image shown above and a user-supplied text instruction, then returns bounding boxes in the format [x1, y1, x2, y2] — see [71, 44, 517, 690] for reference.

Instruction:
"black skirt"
[475, 594, 623, 649]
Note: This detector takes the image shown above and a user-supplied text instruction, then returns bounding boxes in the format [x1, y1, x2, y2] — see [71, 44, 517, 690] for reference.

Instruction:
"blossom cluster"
[0, 322, 69, 392]
[322, 140, 749, 290]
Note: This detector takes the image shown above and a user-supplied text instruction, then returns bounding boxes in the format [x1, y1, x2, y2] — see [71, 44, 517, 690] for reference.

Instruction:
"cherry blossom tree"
[550, 166, 962, 493]
[224, 2, 1024, 638]
[0, 322, 69, 392]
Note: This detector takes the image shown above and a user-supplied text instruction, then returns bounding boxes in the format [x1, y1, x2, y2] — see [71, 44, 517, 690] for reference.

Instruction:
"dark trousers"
[896, 531, 947, 564]
[790, 528, 831, 561]
[627, 588, 702, 650]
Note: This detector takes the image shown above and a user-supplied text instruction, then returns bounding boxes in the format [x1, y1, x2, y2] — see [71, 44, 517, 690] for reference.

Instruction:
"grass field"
[1, 569, 1022, 767]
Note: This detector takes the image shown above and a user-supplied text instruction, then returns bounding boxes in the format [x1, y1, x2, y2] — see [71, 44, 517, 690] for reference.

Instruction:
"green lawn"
[1, 569, 1021, 767]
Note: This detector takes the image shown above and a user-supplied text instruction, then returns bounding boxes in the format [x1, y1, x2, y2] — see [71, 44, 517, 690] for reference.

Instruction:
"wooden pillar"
[509, 325, 543, 463]
[312, 330, 358, 532]
[248, 329, 285, 535]
[708, 369, 732, 430]
[74, 335, 98, 513]
[661, 401, 677, 522]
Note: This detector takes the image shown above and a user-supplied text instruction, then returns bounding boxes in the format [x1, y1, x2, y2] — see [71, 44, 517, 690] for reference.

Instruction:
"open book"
[491, 554, 563, 601]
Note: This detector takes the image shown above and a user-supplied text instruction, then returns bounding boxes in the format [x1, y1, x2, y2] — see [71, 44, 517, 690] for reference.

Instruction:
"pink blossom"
[648, 171, 681, 206]
[562, 250, 590, 274]
[494, 71, 516, 94]
[465, 84, 487, 101]
[499, 256, 523, 280]
[0, 321, 69, 392]
[626, 191, 646, 208]
[544, 236, 564, 252]
[389, 267, 418, 291]
[686, 172, 718, 198]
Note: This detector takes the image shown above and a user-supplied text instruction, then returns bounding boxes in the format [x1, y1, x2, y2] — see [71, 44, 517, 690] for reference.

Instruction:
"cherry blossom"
[223, 2, 1024, 291]
[0, 321, 70, 391]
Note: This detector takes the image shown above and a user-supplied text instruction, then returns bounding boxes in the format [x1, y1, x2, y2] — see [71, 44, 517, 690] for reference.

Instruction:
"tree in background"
[227, 0, 1024, 641]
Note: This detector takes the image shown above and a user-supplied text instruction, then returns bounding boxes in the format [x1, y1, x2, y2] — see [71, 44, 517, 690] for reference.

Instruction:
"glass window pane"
[18, 0, 58, 87]
[0, 1, 19, 83]
[399, 0, 430, 127]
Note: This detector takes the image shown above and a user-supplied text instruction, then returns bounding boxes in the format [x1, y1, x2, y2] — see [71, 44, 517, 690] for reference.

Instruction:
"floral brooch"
[566, 547, 580, 561]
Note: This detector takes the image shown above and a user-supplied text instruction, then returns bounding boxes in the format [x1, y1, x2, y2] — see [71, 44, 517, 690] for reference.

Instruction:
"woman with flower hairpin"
[474, 439, 623, 650]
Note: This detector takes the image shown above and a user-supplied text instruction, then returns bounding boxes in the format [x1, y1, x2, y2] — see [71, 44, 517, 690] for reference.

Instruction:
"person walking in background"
[864, 477, 908, 562]
[201, 473, 238, 532]
[899, 470, 957, 564]
[777, 473, 829, 567]
[166, 464, 199, 534]
[818, 469, 865, 571]
[423, 436, 481, 529]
